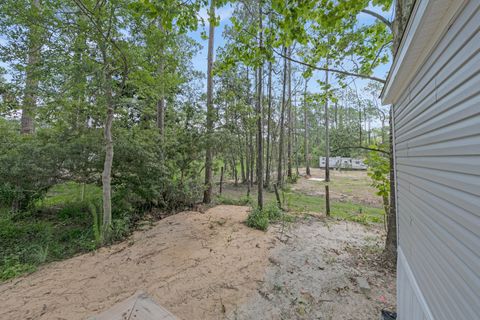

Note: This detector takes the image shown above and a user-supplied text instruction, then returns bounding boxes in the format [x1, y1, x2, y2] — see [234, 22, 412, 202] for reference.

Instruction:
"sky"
[187, 2, 393, 101]
[1, 2, 393, 106]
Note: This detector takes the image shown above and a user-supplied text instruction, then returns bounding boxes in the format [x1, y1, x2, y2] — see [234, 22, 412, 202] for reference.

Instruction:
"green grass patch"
[246, 202, 294, 231]
[1, 182, 106, 281]
[215, 194, 252, 206]
[37, 182, 101, 208]
[284, 191, 383, 224]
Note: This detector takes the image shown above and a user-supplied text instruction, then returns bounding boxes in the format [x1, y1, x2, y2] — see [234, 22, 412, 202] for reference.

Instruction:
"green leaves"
[365, 146, 390, 198]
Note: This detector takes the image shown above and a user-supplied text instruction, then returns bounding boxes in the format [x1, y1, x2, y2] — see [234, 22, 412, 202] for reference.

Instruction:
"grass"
[246, 201, 296, 231]
[215, 194, 252, 206]
[37, 182, 101, 208]
[284, 191, 383, 224]
[0, 182, 104, 281]
[218, 171, 384, 225]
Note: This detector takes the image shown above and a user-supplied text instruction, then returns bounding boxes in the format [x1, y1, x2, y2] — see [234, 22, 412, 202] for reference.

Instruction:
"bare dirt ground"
[0, 205, 395, 320]
[230, 217, 396, 319]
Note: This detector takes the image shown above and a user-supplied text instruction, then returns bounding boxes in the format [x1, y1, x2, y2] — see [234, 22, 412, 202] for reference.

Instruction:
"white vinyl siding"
[394, 1, 480, 319]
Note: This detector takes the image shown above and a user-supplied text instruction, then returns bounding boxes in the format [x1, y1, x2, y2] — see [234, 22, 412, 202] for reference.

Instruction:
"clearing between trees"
[0, 171, 395, 320]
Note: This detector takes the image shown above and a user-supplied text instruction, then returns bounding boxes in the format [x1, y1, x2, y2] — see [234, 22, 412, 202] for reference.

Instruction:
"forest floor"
[0, 170, 396, 320]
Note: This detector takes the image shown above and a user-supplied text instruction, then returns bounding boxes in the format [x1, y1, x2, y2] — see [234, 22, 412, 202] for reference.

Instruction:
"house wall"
[394, 1, 480, 319]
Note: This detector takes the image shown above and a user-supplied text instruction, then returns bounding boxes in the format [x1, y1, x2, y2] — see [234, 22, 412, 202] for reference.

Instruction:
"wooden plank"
[88, 291, 177, 320]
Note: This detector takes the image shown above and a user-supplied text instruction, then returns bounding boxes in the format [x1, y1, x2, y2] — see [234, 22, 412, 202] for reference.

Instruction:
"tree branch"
[360, 9, 392, 31]
[332, 146, 390, 155]
[273, 48, 386, 84]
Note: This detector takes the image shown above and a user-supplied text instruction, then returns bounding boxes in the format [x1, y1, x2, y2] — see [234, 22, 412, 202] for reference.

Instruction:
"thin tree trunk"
[249, 130, 254, 187]
[277, 46, 288, 187]
[325, 185, 330, 216]
[384, 105, 397, 262]
[219, 165, 224, 195]
[232, 156, 238, 186]
[334, 101, 338, 129]
[256, 2, 264, 209]
[157, 98, 165, 134]
[156, 20, 166, 136]
[101, 52, 114, 239]
[239, 137, 246, 183]
[21, 0, 41, 134]
[203, 0, 215, 204]
[304, 79, 310, 176]
[287, 47, 293, 180]
[324, 62, 330, 182]
[265, 61, 273, 188]
[245, 133, 250, 184]
[294, 94, 299, 176]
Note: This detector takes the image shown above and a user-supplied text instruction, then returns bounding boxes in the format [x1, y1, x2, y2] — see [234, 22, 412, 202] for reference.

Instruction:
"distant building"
[319, 157, 367, 170]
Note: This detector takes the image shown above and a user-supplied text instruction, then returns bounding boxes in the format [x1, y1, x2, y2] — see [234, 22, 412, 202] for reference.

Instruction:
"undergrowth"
[246, 202, 294, 231]
[216, 195, 252, 206]
[0, 183, 131, 281]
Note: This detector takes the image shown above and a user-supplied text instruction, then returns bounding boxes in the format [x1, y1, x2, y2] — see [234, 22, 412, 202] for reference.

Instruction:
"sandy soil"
[0, 206, 395, 320]
[0, 206, 273, 320]
[231, 217, 396, 319]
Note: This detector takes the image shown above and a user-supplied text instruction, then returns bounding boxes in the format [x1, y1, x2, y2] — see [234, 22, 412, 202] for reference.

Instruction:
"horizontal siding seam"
[397, 167, 480, 200]
[395, 12, 480, 126]
[396, 93, 480, 143]
[398, 131, 480, 152]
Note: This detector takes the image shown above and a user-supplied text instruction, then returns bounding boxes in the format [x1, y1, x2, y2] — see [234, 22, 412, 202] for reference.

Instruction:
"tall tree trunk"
[203, 0, 215, 204]
[287, 47, 293, 180]
[334, 101, 338, 129]
[72, 14, 88, 130]
[100, 47, 114, 239]
[245, 133, 250, 184]
[304, 79, 310, 176]
[265, 61, 273, 188]
[21, 0, 41, 134]
[156, 20, 166, 136]
[276, 46, 288, 186]
[239, 136, 246, 183]
[256, 3, 264, 208]
[324, 62, 330, 182]
[384, 106, 397, 262]
[157, 98, 165, 134]
[249, 130, 254, 187]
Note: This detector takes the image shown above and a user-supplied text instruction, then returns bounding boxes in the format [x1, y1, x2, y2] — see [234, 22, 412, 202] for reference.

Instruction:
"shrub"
[0, 256, 36, 281]
[263, 202, 282, 220]
[246, 207, 269, 231]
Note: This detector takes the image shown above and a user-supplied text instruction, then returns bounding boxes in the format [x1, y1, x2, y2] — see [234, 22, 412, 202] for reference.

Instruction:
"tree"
[255, 0, 264, 209]
[276, 47, 288, 187]
[20, 0, 42, 134]
[303, 78, 310, 176]
[203, 0, 216, 204]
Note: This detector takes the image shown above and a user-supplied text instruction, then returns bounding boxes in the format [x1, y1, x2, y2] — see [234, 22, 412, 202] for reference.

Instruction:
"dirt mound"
[0, 205, 395, 320]
[0, 205, 275, 320]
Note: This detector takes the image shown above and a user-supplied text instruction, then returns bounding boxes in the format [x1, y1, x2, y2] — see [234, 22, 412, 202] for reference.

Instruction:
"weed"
[0, 256, 36, 281]
[216, 195, 252, 206]
[246, 207, 269, 231]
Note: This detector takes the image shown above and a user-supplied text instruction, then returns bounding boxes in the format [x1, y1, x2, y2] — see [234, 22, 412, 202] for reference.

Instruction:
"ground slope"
[0, 205, 395, 320]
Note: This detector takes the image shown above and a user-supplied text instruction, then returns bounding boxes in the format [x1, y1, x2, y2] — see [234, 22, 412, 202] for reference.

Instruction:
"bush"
[246, 207, 269, 231]
[263, 202, 282, 220]
[0, 121, 103, 210]
[0, 256, 36, 281]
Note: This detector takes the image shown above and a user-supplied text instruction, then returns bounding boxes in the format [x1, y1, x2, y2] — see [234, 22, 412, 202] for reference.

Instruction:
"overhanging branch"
[273, 48, 386, 84]
[361, 9, 392, 31]
[332, 146, 390, 155]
